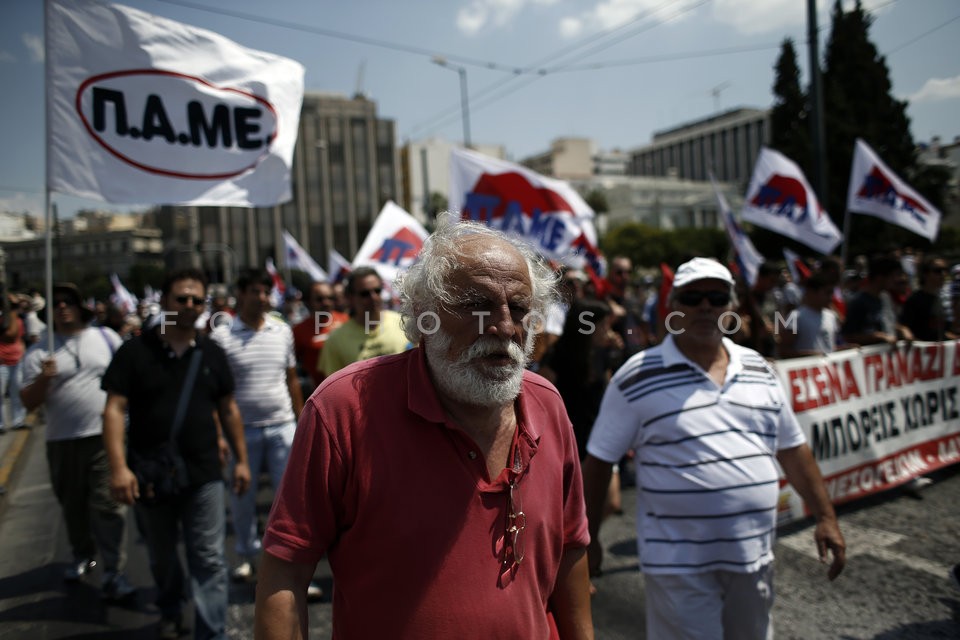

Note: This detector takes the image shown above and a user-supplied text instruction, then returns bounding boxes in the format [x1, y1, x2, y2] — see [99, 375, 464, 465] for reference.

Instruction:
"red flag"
[658, 263, 674, 322]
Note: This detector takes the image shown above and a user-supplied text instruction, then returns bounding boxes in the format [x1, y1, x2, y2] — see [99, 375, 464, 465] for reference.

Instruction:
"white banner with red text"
[772, 340, 960, 524]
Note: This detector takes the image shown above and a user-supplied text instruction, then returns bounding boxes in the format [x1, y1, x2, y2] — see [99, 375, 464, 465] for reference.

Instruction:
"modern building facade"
[571, 174, 743, 236]
[628, 108, 770, 186]
[161, 92, 402, 281]
[520, 137, 596, 181]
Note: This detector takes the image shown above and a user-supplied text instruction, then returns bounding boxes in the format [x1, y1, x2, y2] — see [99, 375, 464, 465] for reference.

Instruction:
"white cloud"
[0, 192, 43, 218]
[456, 0, 556, 35]
[556, 0, 698, 39]
[559, 16, 583, 38]
[22, 33, 43, 63]
[712, 0, 804, 36]
[712, 0, 892, 36]
[910, 75, 960, 104]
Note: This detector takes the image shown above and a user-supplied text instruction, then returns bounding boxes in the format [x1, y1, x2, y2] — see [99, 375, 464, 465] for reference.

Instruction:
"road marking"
[0, 429, 30, 489]
[778, 522, 951, 579]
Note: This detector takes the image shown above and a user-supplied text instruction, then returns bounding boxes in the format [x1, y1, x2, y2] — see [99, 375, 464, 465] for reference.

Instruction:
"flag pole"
[840, 208, 853, 269]
[44, 0, 55, 353]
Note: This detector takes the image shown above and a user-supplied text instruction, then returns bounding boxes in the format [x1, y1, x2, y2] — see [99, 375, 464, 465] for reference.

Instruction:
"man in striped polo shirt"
[211, 268, 305, 586]
[583, 257, 845, 640]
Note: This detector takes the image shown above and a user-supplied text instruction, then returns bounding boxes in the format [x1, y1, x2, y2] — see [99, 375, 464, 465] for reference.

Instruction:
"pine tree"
[770, 38, 811, 176]
[822, 0, 916, 253]
[755, 38, 815, 258]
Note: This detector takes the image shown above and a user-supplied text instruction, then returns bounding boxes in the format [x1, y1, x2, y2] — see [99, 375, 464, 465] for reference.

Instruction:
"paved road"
[0, 422, 957, 639]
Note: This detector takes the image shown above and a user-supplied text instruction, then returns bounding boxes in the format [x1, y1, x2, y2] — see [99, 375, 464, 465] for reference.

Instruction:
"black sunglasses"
[52, 297, 78, 307]
[675, 290, 731, 307]
[353, 287, 382, 299]
[174, 295, 206, 306]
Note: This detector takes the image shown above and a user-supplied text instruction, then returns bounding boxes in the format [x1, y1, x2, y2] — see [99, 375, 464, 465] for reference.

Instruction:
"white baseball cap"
[671, 257, 735, 292]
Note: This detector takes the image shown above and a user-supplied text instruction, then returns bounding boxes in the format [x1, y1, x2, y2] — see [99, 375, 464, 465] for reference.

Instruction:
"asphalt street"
[0, 421, 957, 639]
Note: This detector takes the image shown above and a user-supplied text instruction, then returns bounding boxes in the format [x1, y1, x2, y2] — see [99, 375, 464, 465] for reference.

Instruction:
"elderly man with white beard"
[254, 216, 594, 640]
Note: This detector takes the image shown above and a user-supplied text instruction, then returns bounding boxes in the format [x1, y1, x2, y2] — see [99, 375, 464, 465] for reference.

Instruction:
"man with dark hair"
[292, 280, 347, 392]
[900, 256, 956, 342]
[255, 217, 593, 639]
[211, 268, 306, 589]
[103, 267, 251, 640]
[842, 255, 914, 346]
[779, 272, 847, 359]
[20, 283, 134, 599]
[317, 266, 409, 377]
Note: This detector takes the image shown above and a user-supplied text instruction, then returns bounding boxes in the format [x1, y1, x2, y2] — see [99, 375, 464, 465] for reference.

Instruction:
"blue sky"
[2, 0, 958, 219]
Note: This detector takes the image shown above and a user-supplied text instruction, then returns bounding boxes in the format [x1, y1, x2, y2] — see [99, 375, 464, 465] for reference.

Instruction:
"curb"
[0, 428, 32, 495]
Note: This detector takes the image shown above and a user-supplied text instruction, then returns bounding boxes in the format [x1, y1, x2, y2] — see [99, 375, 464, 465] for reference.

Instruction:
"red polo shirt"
[263, 347, 588, 639]
[292, 310, 347, 387]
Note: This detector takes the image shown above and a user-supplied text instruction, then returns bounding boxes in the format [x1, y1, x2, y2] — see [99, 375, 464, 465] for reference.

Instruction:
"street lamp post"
[432, 56, 472, 148]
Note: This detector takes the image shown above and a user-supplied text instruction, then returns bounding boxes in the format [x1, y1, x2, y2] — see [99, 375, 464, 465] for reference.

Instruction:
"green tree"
[770, 38, 810, 174]
[758, 37, 815, 254]
[601, 222, 726, 269]
[821, 0, 917, 253]
[584, 189, 609, 214]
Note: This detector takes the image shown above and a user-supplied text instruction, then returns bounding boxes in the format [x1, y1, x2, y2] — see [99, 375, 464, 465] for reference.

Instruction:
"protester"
[317, 266, 409, 377]
[19, 283, 135, 600]
[842, 254, 914, 346]
[0, 287, 27, 434]
[900, 256, 957, 342]
[254, 217, 593, 639]
[604, 255, 645, 357]
[102, 267, 251, 640]
[739, 261, 783, 358]
[292, 280, 347, 392]
[19, 291, 46, 346]
[582, 257, 845, 640]
[210, 268, 316, 598]
[779, 272, 847, 358]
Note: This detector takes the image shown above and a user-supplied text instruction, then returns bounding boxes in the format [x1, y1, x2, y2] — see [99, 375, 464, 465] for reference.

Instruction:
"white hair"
[396, 213, 559, 344]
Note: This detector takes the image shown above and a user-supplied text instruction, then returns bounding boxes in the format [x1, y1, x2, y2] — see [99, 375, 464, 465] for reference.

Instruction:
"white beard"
[425, 328, 535, 407]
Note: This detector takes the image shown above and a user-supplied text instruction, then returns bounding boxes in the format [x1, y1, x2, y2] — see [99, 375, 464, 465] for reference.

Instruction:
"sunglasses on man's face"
[353, 287, 382, 299]
[174, 295, 206, 306]
[53, 298, 78, 308]
[675, 290, 731, 307]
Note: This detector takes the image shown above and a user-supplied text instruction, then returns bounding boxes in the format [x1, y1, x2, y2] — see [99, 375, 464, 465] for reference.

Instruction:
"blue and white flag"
[282, 230, 327, 282]
[712, 176, 764, 287]
[847, 138, 941, 241]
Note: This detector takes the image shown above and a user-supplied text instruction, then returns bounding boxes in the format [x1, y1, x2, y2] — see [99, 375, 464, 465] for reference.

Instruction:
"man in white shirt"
[211, 268, 305, 587]
[582, 257, 846, 639]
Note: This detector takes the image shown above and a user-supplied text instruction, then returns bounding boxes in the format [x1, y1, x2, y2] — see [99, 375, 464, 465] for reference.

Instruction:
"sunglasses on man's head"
[675, 290, 731, 307]
[174, 295, 206, 306]
[353, 287, 382, 299]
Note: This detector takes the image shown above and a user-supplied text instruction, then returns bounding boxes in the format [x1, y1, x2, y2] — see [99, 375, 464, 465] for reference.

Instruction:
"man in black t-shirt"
[102, 268, 250, 640]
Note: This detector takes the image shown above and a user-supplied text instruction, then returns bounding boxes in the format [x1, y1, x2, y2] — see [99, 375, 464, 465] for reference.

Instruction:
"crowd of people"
[5, 220, 959, 639]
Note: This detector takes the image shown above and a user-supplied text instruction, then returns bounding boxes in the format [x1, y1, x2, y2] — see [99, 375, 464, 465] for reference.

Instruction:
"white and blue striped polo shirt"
[211, 314, 297, 427]
[588, 335, 805, 575]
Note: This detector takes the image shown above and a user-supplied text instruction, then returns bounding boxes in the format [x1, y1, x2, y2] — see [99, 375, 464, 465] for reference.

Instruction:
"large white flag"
[741, 148, 842, 255]
[352, 201, 429, 285]
[711, 176, 764, 288]
[46, 0, 304, 206]
[846, 138, 941, 241]
[448, 147, 604, 275]
[282, 230, 327, 282]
